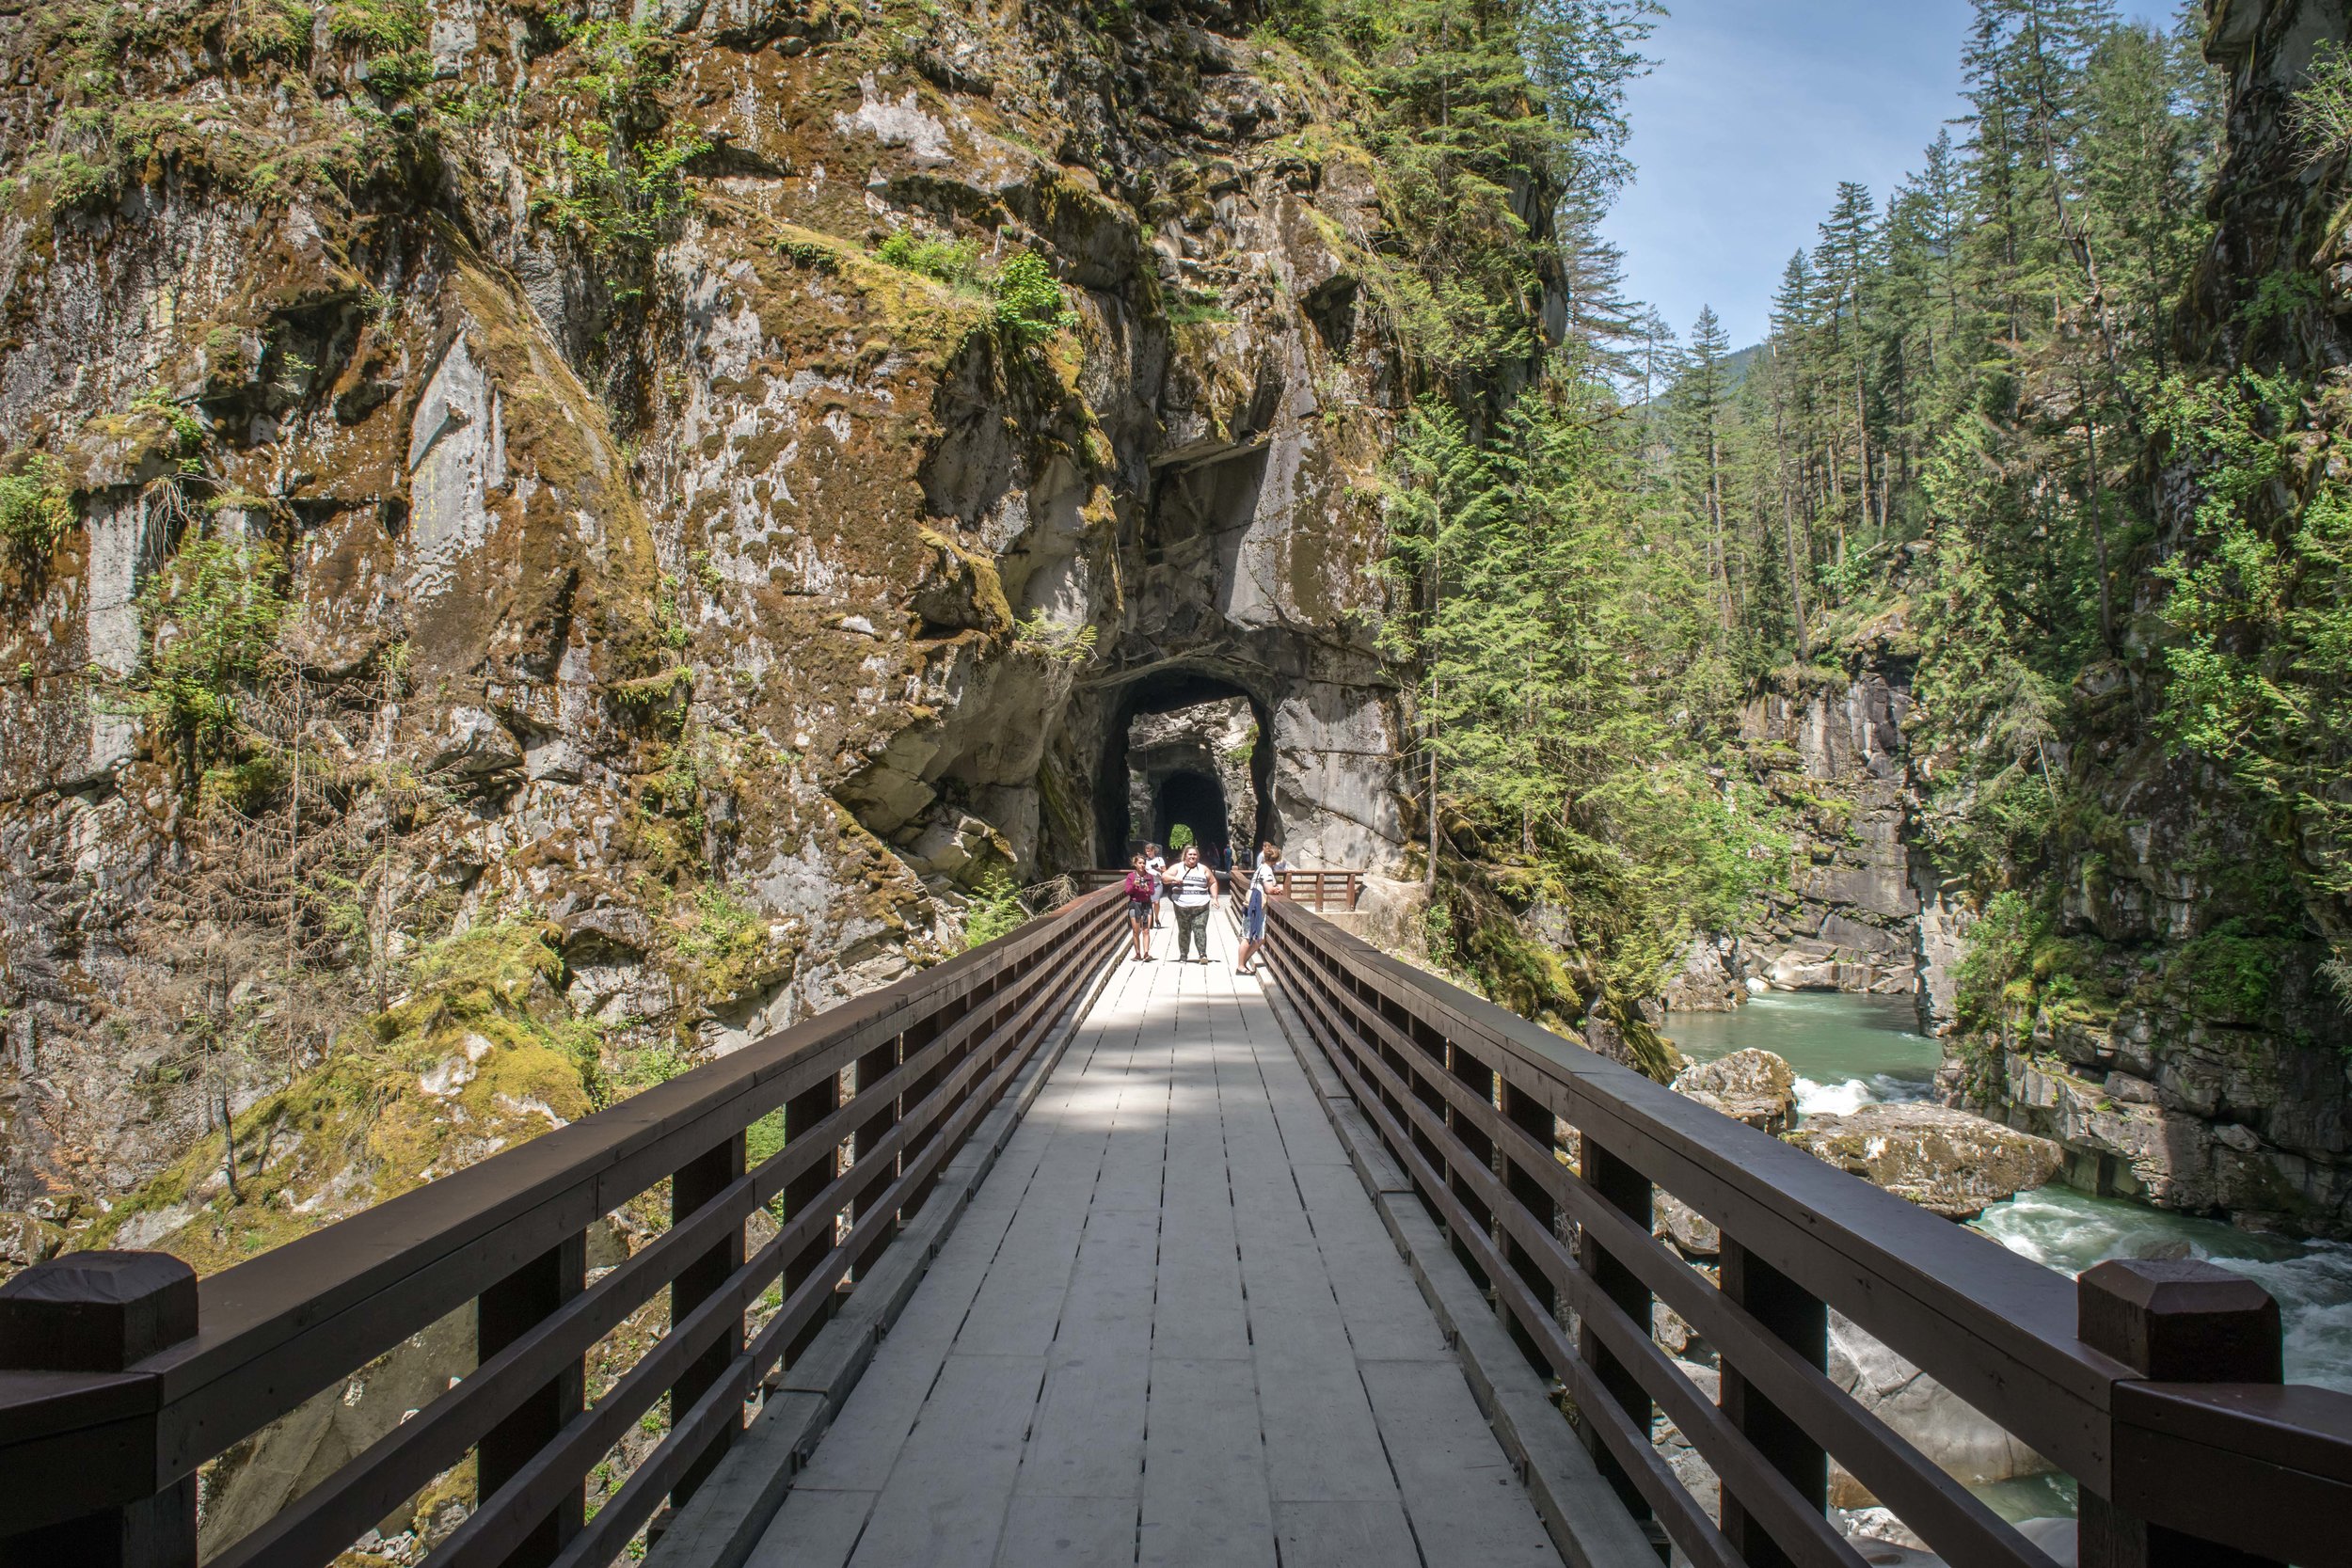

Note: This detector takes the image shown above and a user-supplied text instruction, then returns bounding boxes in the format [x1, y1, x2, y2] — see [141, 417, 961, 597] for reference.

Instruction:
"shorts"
[1126, 902, 1153, 927]
[1243, 896, 1266, 942]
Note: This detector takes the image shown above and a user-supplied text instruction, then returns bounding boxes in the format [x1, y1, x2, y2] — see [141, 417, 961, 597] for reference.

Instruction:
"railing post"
[477, 1231, 585, 1568]
[2077, 1259, 2282, 1568]
[0, 1252, 198, 1568]
[670, 1131, 747, 1506]
[1719, 1239, 1827, 1567]
[782, 1069, 844, 1366]
[1502, 1084, 1560, 1323]
[850, 1033, 905, 1282]
[1577, 1143, 1654, 1525]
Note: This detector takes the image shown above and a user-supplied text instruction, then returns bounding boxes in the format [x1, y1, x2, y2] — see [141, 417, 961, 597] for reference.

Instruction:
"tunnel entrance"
[1153, 769, 1230, 863]
[1094, 672, 1276, 867]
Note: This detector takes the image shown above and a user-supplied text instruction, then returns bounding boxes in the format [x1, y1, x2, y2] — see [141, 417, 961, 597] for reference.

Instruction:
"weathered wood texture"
[746, 914, 1563, 1568]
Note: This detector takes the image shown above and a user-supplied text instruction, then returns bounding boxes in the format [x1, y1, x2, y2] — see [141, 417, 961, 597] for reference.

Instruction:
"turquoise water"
[1662, 991, 1943, 1117]
[1973, 1183, 2352, 1394]
[1670, 991, 2352, 1395]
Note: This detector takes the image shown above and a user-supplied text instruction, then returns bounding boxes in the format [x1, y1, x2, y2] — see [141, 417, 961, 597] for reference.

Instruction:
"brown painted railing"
[0, 888, 1125, 1568]
[1276, 868, 1361, 911]
[1081, 866, 1362, 911]
[1259, 898, 2352, 1568]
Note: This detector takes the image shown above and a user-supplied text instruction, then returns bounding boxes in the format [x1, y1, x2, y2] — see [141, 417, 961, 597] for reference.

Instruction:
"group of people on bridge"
[1121, 839, 1285, 974]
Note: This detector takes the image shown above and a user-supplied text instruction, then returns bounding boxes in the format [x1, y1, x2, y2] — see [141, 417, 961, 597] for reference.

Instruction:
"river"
[1665, 992, 2352, 1402]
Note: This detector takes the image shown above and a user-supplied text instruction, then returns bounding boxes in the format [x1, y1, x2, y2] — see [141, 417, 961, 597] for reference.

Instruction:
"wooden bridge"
[2, 886, 2348, 1568]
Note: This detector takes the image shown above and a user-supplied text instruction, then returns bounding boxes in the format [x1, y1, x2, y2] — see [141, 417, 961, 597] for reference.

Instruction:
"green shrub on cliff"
[527, 19, 707, 293]
[2153, 369, 2352, 900]
[1259, 0, 1657, 383]
[877, 230, 984, 289]
[962, 871, 1028, 950]
[0, 454, 73, 562]
[82, 920, 596, 1275]
[992, 251, 1078, 346]
[120, 528, 291, 769]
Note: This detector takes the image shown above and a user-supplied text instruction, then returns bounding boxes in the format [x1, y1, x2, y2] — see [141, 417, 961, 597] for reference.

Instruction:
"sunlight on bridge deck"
[743, 912, 1564, 1568]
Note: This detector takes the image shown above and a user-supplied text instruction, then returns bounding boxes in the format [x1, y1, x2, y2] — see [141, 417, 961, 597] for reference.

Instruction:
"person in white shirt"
[1235, 842, 1285, 975]
[1144, 844, 1168, 928]
[1160, 844, 1218, 963]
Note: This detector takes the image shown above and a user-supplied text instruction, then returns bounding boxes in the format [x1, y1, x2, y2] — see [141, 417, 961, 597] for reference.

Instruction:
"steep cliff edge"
[0, 0, 1468, 1258]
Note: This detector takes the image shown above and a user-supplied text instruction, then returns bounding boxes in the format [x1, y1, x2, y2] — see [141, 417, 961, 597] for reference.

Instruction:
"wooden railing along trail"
[1257, 897, 2352, 1568]
[2, 886, 2348, 1568]
[0, 890, 1124, 1568]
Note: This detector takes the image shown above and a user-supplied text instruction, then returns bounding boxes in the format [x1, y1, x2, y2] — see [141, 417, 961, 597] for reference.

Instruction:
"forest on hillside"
[1359, 0, 2352, 1085]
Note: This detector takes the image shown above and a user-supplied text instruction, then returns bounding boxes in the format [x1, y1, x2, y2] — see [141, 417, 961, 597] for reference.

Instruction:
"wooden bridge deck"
[744, 911, 1565, 1568]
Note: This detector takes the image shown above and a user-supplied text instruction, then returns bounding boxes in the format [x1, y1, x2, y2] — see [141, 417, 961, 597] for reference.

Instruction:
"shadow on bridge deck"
[653, 910, 1650, 1568]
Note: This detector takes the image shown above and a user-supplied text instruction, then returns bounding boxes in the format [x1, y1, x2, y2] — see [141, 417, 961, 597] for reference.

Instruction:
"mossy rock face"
[1, 0, 1433, 1260]
[82, 923, 599, 1276]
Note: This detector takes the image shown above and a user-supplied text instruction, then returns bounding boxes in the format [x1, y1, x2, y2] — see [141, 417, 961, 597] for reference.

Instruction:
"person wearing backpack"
[1121, 851, 1158, 962]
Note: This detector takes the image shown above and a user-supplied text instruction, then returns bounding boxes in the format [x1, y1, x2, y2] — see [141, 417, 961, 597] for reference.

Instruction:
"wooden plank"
[1019, 1351, 1152, 1502]
[1273, 1500, 1422, 1568]
[1020, 1208, 1158, 1500]
[1137, 1356, 1275, 1568]
[993, 1495, 1138, 1567]
[1253, 1341, 1395, 1505]
[745, 1486, 876, 1568]
[1150, 1184, 1248, 1364]
[787, 1243, 993, 1493]
[1359, 1359, 1563, 1568]
[1285, 1164, 1450, 1364]
[951, 1160, 1104, 1358]
[846, 1354, 1043, 1568]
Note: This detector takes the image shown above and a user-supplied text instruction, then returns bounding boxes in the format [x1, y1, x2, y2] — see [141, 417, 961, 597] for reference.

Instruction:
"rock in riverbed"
[1671, 1048, 1798, 1133]
[1787, 1103, 2064, 1221]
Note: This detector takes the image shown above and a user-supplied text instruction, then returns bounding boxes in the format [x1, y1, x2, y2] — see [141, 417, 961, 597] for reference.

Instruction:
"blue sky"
[1603, 0, 2188, 350]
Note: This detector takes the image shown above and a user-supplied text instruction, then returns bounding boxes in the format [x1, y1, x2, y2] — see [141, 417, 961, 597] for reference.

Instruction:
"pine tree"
[1669, 307, 1738, 632]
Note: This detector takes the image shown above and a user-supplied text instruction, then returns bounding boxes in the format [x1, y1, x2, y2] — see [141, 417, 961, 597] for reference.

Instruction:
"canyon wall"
[0, 0, 1464, 1258]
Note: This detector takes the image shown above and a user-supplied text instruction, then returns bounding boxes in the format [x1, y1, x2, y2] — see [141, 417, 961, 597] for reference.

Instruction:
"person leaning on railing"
[1161, 844, 1217, 963]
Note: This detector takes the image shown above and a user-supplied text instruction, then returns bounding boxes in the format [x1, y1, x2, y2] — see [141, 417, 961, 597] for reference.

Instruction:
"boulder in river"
[1829, 1311, 2055, 1490]
[1787, 1103, 2064, 1221]
[1671, 1048, 1797, 1133]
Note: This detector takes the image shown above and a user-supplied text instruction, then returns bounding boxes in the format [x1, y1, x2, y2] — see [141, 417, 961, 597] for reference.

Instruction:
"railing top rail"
[60, 887, 1121, 1481]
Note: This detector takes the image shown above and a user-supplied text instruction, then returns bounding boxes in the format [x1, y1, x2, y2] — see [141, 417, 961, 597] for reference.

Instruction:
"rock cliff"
[0, 0, 1460, 1252]
[1939, 0, 2352, 1239]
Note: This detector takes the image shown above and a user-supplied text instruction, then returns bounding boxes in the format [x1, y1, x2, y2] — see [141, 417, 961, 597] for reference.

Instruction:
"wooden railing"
[1079, 866, 1363, 911]
[0, 889, 1125, 1568]
[1258, 898, 2352, 1568]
